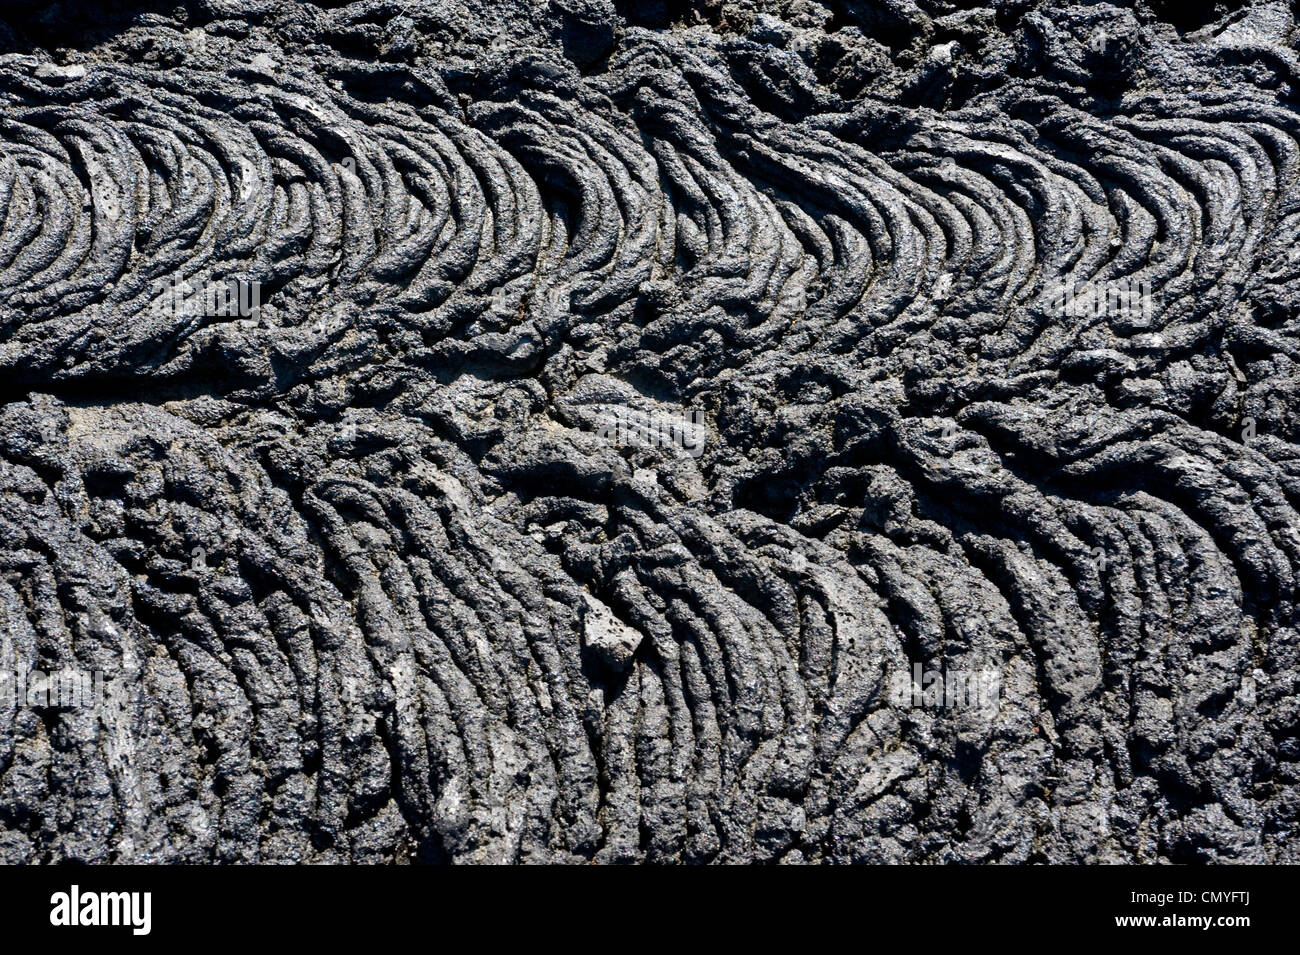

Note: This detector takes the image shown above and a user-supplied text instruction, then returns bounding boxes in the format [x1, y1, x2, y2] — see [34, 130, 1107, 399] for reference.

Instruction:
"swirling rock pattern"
[0, 0, 1296, 863]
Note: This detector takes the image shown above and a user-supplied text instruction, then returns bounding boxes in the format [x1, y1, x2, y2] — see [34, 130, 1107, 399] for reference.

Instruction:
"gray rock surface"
[0, 0, 1296, 863]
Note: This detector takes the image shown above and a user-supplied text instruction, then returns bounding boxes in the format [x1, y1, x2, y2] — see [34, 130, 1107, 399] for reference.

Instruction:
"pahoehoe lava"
[0, 0, 1296, 863]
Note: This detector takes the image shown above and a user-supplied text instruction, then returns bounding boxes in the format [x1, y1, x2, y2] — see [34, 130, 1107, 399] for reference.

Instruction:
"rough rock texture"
[0, 0, 1297, 863]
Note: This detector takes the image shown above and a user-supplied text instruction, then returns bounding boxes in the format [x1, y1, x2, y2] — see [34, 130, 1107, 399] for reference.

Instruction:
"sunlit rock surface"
[0, 0, 1296, 863]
